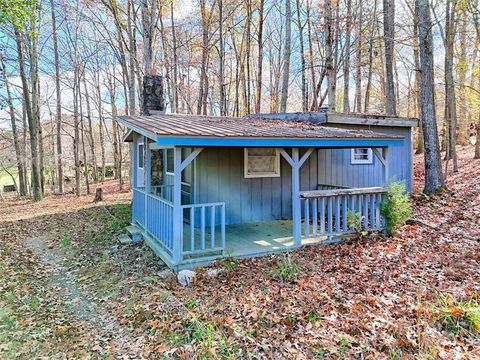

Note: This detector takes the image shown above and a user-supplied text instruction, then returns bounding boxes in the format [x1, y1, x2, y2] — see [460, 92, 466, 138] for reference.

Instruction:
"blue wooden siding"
[193, 126, 411, 226]
[131, 126, 412, 228]
[194, 148, 319, 225]
[319, 126, 413, 191]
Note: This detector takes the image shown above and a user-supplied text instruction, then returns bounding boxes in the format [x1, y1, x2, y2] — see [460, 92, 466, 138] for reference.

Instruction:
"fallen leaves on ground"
[1, 150, 479, 359]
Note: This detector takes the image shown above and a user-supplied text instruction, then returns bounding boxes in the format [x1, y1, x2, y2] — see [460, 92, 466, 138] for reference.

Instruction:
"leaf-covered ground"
[1, 148, 479, 359]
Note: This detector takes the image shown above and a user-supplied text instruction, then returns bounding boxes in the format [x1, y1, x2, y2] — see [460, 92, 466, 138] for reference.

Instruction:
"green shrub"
[346, 209, 362, 232]
[104, 165, 114, 178]
[380, 181, 412, 236]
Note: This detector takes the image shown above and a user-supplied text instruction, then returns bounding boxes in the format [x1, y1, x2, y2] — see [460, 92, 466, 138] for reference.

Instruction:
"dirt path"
[24, 235, 146, 358]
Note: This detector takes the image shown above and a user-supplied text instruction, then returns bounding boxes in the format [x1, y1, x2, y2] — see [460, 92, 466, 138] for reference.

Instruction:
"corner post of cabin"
[130, 141, 135, 189]
[382, 147, 389, 186]
[172, 147, 183, 265]
[291, 148, 301, 246]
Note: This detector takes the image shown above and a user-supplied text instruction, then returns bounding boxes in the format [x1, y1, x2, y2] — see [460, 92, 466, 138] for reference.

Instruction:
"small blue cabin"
[118, 110, 417, 270]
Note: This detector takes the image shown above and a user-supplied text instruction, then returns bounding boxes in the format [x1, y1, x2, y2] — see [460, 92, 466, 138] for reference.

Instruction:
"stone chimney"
[142, 69, 165, 115]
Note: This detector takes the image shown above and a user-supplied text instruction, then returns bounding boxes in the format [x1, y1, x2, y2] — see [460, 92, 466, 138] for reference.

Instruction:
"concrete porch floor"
[183, 220, 327, 259]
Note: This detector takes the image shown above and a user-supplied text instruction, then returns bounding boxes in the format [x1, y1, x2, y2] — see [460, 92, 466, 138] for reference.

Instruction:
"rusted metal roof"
[118, 113, 403, 141]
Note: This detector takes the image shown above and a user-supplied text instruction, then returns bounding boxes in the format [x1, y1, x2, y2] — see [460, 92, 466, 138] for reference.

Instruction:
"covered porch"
[120, 113, 402, 270]
[131, 149, 389, 269]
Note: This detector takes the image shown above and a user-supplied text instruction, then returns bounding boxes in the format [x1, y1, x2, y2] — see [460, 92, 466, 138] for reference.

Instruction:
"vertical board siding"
[318, 126, 413, 191]
[195, 148, 319, 225]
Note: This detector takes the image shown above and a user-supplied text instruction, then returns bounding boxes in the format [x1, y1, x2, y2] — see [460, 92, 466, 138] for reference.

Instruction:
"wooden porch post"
[144, 138, 151, 230]
[382, 147, 389, 186]
[291, 149, 301, 246]
[172, 147, 204, 266]
[280, 148, 314, 247]
[145, 139, 151, 193]
[172, 147, 183, 265]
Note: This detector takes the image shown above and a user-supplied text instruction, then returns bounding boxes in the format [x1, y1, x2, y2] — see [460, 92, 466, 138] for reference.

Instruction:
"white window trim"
[351, 148, 373, 165]
[244, 148, 281, 178]
[137, 142, 145, 169]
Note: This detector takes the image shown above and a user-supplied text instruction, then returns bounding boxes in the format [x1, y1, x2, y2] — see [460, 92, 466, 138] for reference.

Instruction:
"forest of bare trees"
[1, 0, 479, 200]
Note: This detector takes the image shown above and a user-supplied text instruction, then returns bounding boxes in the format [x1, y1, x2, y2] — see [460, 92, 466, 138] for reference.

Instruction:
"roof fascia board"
[326, 113, 419, 128]
[117, 117, 157, 141]
[156, 137, 403, 147]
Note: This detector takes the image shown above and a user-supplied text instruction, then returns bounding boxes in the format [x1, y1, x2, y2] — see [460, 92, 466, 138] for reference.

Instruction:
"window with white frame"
[244, 148, 281, 178]
[138, 143, 145, 169]
[351, 148, 373, 164]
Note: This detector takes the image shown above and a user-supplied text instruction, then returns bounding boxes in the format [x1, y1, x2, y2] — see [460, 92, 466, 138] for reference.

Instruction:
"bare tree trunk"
[383, 0, 396, 115]
[14, 26, 42, 202]
[325, 0, 336, 111]
[218, 0, 226, 116]
[280, 0, 292, 113]
[50, 0, 64, 194]
[141, 0, 158, 75]
[444, 0, 458, 172]
[412, 4, 424, 154]
[474, 4, 480, 159]
[107, 71, 120, 180]
[355, 0, 363, 112]
[21, 100, 28, 195]
[245, 0, 252, 114]
[170, 0, 178, 113]
[127, 0, 136, 115]
[82, 72, 98, 182]
[416, 0, 444, 193]
[343, 0, 352, 113]
[73, 65, 81, 196]
[457, 12, 469, 146]
[94, 68, 106, 180]
[306, 0, 317, 110]
[1, 54, 27, 196]
[198, 0, 210, 115]
[79, 71, 90, 195]
[255, 0, 265, 113]
[364, 0, 377, 112]
[296, 0, 308, 112]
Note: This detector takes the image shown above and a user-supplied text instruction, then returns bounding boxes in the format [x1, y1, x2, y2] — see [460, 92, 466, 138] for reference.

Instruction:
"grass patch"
[166, 318, 238, 358]
[220, 259, 239, 271]
[271, 255, 300, 282]
[432, 293, 480, 338]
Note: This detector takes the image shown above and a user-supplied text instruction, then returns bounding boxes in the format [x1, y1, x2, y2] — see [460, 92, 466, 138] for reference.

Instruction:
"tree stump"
[93, 187, 103, 203]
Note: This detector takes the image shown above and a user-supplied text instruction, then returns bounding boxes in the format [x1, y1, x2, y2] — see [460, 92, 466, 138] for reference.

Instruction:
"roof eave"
[117, 116, 157, 141]
[155, 136, 404, 148]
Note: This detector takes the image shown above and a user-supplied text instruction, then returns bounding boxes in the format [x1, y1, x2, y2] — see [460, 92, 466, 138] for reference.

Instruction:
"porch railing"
[181, 202, 226, 258]
[132, 187, 174, 254]
[300, 187, 386, 239]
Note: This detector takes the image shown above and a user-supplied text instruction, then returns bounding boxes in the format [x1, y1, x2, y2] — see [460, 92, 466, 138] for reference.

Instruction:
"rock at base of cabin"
[177, 270, 196, 286]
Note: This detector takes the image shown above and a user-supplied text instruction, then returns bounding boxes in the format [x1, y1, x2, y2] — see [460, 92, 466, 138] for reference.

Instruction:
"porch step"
[126, 225, 143, 242]
[118, 234, 136, 245]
